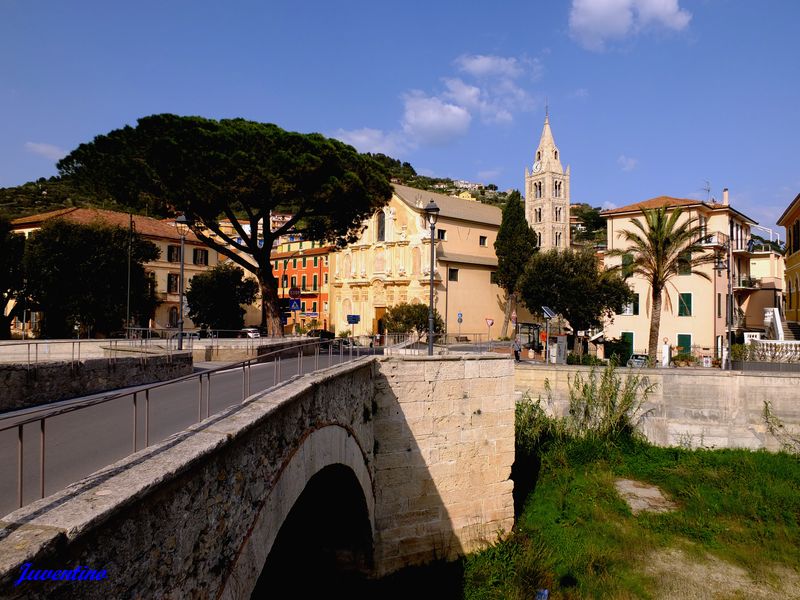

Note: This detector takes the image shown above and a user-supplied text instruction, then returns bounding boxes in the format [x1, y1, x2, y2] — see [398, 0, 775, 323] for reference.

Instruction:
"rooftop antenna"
[702, 180, 712, 202]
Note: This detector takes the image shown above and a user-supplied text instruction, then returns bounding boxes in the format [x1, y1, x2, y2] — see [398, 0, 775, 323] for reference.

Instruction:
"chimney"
[722, 188, 729, 205]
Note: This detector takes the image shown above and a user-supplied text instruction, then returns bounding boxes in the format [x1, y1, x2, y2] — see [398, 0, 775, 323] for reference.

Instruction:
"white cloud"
[602, 200, 619, 210]
[24, 142, 66, 161]
[335, 52, 543, 153]
[402, 91, 472, 146]
[569, 0, 691, 51]
[455, 54, 524, 79]
[332, 127, 407, 156]
[617, 154, 638, 171]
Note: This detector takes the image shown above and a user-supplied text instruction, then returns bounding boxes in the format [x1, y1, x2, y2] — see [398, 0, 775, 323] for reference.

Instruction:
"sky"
[1, 0, 798, 239]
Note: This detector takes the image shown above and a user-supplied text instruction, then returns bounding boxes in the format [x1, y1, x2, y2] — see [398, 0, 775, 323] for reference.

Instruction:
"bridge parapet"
[0, 355, 514, 598]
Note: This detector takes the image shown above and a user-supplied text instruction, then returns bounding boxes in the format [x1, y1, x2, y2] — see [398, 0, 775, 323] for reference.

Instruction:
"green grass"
[466, 440, 800, 599]
[465, 366, 800, 599]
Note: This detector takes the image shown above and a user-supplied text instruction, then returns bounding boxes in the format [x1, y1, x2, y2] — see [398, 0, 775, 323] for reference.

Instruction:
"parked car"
[627, 353, 648, 368]
[240, 328, 261, 339]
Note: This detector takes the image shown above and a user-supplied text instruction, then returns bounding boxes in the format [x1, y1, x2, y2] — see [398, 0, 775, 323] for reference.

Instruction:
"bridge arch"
[220, 424, 375, 599]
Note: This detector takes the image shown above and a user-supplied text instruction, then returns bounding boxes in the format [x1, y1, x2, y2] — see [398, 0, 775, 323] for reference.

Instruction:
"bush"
[671, 352, 696, 364]
[567, 353, 606, 366]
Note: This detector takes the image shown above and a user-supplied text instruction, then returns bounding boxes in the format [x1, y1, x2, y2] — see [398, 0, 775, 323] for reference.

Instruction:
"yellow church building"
[329, 184, 513, 338]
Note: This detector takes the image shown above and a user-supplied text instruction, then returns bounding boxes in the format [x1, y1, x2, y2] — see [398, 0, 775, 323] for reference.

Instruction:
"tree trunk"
[648, 288, 663, 362]
[257, 267, 283, 337]
[501, 291, 513, 338]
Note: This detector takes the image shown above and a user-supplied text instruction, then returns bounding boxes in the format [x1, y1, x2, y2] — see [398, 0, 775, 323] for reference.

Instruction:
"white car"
[241, 328, 261, 338]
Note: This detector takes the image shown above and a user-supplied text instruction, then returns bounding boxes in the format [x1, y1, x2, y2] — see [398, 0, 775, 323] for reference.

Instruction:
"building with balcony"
[10, 207, 220, 332]
[778, 193, 800, 327]
[601, 190, 781, 358]
[329, 184, 518, 338]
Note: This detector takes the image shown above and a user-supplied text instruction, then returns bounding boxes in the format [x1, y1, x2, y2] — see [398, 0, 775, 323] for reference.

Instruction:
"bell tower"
[525, 111, 571, 250]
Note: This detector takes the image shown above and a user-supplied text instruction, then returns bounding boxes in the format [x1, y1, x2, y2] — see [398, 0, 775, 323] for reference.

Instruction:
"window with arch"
[376, 211, 386, 242]
[554, 231, 562, 247]
[553, 180, 562, 198]
[534, 207, 542, 223]
[534, 181, 543, 199]
[536, 231, 542, 246]
[554, 207, 562, 222]
[536, 151, 541, 161]
[554, 149, 558, 160]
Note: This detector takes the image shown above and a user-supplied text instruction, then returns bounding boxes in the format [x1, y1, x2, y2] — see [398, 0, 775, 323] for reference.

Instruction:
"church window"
[553, 180, 562, 198]
[535, 208, 542, 223]
[536, 151, 541, 161]
[534, 181, 543, 199]
[554, 231, 562, 247]
[376, 211, 386, 242]
[554, 150, 559, 160]
[536, 231, 542, 246]
[554, 207, 562, 222]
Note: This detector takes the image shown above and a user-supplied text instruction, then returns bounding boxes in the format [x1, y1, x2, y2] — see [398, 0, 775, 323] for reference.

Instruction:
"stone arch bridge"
[0, 355, 514, 598]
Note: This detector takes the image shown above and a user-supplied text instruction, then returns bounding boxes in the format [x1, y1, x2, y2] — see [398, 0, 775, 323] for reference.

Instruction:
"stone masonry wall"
[0, 354, 193, 412]
[372, 355, 515, 575]
[515, 364, 800, 450]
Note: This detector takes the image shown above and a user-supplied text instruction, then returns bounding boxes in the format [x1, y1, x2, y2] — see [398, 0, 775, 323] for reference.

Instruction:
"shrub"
[567, 353, 606, 366]
[671, 352, 696, 364]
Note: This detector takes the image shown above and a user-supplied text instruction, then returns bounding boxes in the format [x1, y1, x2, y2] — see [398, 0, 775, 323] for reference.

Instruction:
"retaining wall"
[515, 364, 800, 450]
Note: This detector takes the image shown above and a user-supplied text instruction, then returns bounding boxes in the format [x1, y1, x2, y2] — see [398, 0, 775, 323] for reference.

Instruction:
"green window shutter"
[620, 332, 634, 361]
[677, 334, 692, 354]
[622, 253, 633, 278]
[633, 294, 639, 315]
[678, 252, 692, 275]
[678, 293, 692, 316]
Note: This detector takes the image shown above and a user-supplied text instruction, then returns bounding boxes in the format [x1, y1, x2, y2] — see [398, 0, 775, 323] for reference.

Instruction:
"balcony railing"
[698, 231, 729, 247]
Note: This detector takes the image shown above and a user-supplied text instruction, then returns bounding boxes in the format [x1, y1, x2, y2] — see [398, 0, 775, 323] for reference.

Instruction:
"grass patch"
[465, 364, 800, 599]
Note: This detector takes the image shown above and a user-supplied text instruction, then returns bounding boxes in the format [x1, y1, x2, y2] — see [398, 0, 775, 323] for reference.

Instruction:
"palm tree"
[607, 205, 715, 360]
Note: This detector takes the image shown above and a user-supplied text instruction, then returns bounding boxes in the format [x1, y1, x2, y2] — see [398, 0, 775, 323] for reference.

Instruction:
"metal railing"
[0, 338, 183, 368]
[0, 339, 377, 514]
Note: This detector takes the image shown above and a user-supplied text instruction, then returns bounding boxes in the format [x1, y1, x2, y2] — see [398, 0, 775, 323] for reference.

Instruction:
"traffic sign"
[457, 316, 463, 324]
[346, 314, 361, 325]
[288, 287, 302, 299]
[486, 318, 494, 327]
[289, 299, 301, 311]
[457, 312, 463, 319]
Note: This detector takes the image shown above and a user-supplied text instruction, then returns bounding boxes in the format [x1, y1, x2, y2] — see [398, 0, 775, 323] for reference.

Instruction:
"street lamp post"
[175, 215, 190, 350]
[714, 225, 734, 371]
[424, 200, 440, 356]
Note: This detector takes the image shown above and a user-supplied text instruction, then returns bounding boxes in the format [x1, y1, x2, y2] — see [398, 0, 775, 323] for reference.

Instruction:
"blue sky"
[1, 0, 798, 238]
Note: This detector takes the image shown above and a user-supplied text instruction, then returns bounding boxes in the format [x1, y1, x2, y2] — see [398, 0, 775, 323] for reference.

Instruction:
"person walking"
[513, 337, 521, 363]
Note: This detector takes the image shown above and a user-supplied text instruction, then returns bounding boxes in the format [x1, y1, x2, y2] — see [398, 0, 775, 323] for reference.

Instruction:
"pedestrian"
[513, 337, 521, 362]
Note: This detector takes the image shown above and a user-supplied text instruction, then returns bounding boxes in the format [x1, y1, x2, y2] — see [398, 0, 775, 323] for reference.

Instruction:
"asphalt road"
[0, 347, 377, 517]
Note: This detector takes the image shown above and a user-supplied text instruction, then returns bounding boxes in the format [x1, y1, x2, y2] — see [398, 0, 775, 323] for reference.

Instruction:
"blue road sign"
[346, 314, 361, 324]
[289, 299, 301, 311]
[457, 312, 463, 319]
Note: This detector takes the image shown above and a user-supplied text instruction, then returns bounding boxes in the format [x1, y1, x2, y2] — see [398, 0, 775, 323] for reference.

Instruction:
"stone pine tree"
[0, 215, 26, 339]
[58, 114, 393, 336]
[494, 191, 538, 337]
[518, 248, 633, 354]
[606, 205, 713, 360]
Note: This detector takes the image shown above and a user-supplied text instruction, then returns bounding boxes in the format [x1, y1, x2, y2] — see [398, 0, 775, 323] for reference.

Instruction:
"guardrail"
[0, 338, 377, 513]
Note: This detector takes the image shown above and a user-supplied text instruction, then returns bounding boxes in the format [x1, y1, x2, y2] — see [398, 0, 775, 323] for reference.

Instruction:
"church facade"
[524, 114, 571, 250]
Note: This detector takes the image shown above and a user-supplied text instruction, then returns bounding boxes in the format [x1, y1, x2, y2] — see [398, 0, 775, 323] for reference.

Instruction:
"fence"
[0, 339, 378, 516]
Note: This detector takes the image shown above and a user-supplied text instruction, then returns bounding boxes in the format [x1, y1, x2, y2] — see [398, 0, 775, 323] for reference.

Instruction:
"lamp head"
[175, 214, 190, 236]
[423, 200, 440, 226]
